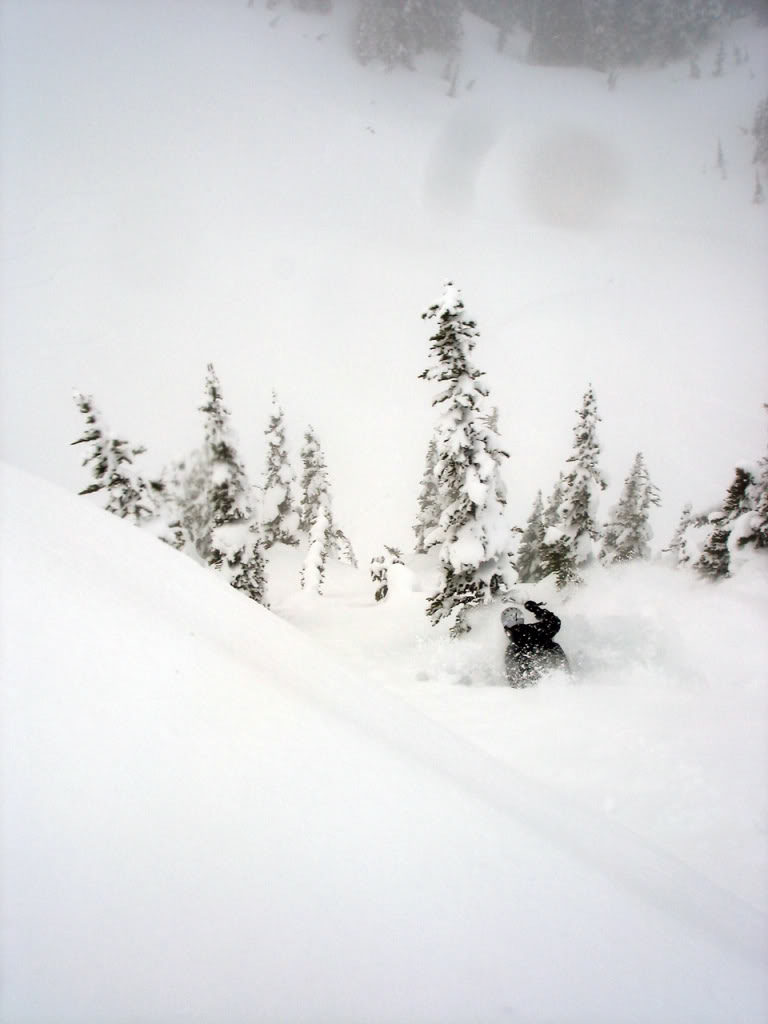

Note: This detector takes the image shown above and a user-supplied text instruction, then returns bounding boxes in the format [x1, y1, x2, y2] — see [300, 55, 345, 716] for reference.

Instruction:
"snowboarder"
[502, 601, 569, 687]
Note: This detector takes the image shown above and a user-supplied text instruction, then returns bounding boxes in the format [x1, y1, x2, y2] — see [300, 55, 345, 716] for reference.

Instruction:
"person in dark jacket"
[502, 600, 569, 687]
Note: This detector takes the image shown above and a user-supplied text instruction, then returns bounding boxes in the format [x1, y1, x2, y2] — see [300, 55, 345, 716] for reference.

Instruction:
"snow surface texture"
[2, 464, 767, 1022]
[1, 1, 767, 559]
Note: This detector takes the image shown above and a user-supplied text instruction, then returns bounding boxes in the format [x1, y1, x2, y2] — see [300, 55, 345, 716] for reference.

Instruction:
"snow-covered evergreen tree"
[262, 391, 300, 549]
[165, 449, 215, 560]
[413, 434, 440, 553]
[72, 393, 154, 524]
[200, 365, 250, 528]
[515, 490, 546, 583]
[333, 527, 358, 568]
[301, 504, 332, 594]
[734, 419, 768, 552]
[538, 473, 577, 588]
[370, 545, 404, 601]
[601, 452, 660, 563]
[199, 364, 268, 606]
[298, 425, 356, 576]
[211, 519, 269, 604]
[696, 465, 756, 580]
[541, 386, 607, 588]
[418, 281, 511, 635]
[298, 425, 329, 534]
[666, 502, 696, 566]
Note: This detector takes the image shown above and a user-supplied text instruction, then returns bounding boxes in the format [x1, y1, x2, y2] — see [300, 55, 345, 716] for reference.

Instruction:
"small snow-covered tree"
[262, 391, 300, 548]
[696, 464, 757, 580]
[666, 502, 695, 566]
[370, 545, 404, 601]
[301, 504, 332, 594]
[515, 490, 546, 583]
[211, 519, 269, 603]
[538, 474, 577, 588]
[601, 452, 660, 563]
[165, 449, 216, 560]
[72, 392, 154, 524]
[200, 365, 250, 529]
[418, 282, 511, 635]
[734, 418, 768, 551]
[333, 527, 358, 568]
[298, 425, 329, 534]
[298, 425, 356, 577]
[200, 364, 268, 605]
[540, 386, 607, 588]
[413, 434, 441, 553]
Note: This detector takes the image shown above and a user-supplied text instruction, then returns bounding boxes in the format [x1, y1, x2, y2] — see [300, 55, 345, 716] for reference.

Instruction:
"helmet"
[501, 606, 523, 628]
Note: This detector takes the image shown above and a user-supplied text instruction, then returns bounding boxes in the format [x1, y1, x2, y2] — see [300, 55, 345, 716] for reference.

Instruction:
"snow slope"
[1, 1, 767, 556]
[2, 464, 768, 1023]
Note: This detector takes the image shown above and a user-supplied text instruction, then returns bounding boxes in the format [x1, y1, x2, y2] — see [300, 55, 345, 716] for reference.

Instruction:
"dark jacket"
[504, 602, 569, 686]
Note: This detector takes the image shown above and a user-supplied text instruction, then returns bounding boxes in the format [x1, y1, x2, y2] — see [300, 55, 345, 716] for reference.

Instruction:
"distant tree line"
[264, 0, 765, 71]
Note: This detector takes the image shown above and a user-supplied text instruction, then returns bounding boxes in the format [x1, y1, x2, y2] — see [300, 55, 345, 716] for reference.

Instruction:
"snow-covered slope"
[1, 1, 767, 555]
[2, 463, 767, 1022]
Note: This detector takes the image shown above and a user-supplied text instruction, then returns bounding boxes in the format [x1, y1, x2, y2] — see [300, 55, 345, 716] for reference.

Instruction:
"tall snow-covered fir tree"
[298, 425, 330, 535]
[418, 281, 511, 636]
[601, 452, 660, 563]
[71, 392, 154, 524]
[515, 490, 546, 583]
[413, 434, 441, 554]
[261, 391, 300, 549]
[199, 364, 268, 606]
[298, 425, 356, 584]
[540, 386, 607, 588]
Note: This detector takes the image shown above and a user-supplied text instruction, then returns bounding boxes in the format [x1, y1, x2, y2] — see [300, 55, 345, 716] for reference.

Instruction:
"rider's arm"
[525, 602, 561, 639]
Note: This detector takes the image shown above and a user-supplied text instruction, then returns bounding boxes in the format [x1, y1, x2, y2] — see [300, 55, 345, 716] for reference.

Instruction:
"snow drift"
[2, 463, 767, 1023]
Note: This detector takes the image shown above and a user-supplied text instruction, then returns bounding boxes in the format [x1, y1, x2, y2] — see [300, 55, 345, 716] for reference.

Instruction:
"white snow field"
[2, 464, 767, 1022]
[2, 1, 768, 1020]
